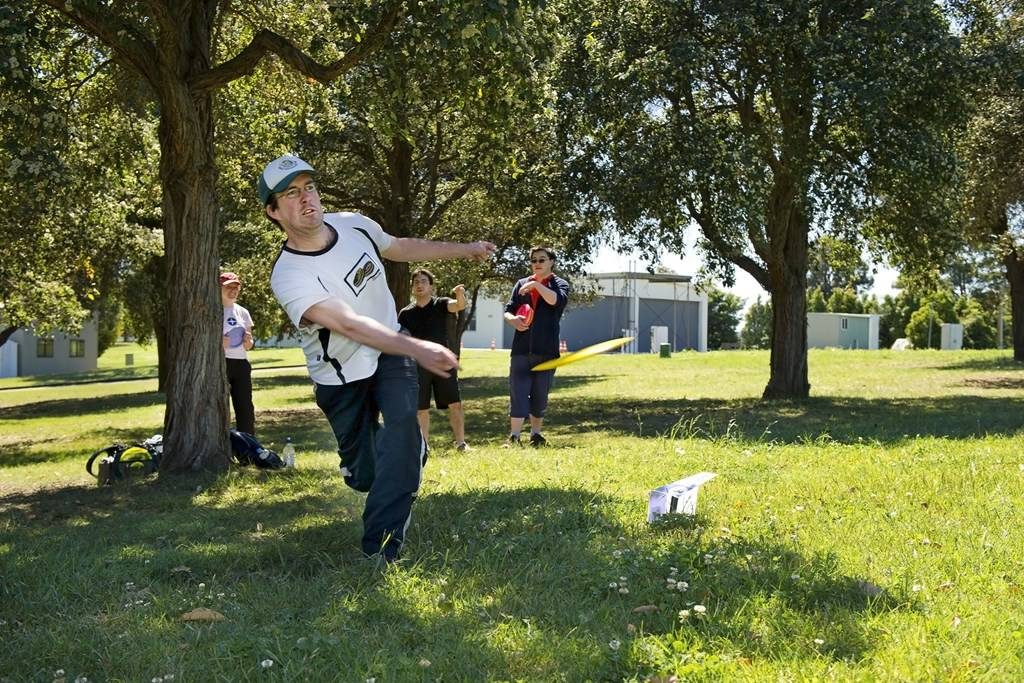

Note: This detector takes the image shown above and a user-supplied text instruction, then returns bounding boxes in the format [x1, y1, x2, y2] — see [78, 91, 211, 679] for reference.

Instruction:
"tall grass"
[1, 348, 1022, 681]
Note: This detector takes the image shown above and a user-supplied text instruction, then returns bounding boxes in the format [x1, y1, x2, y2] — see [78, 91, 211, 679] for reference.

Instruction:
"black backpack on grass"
[87, 435, 162, 484]
[229, 429, 285, 469]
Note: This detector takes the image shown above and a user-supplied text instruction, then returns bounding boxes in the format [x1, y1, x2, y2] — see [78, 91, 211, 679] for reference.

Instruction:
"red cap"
[219, 272, 241, 286]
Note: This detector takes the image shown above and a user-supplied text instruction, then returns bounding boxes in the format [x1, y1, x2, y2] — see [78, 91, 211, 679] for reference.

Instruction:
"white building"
[806, 312, 879, 350]
[0, 316, 99, 378]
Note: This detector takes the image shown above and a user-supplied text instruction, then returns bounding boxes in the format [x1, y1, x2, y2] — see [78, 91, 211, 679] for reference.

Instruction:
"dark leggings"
[509, 353, 555, 419]
[226, 357, 255, 435]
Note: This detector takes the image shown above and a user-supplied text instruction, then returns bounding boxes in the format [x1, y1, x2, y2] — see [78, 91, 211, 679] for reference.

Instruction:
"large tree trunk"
[383, 133, 415, 310]
[1005, 245, 1024, 362]
[156, 13, 230, 472]
[762, 194, 810, 399]
[155, 316, 169, 392]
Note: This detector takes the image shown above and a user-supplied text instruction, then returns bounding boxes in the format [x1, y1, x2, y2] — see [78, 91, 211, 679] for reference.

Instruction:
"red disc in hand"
[516, 303, 534, 326]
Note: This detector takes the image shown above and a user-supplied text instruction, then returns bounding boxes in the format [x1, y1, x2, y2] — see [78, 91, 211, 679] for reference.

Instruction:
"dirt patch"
[962, 375, 1024, 390]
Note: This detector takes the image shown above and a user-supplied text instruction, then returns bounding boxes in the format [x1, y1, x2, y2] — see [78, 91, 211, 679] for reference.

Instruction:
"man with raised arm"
[260, 154, 495, 562]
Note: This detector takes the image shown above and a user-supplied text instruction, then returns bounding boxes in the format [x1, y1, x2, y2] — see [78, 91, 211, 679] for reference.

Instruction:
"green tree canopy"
[556, 0, 965, 398]
[704, 286, 742, 350]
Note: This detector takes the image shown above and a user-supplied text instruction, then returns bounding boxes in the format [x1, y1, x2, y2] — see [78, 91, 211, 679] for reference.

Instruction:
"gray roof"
[589, 271, 693, 283]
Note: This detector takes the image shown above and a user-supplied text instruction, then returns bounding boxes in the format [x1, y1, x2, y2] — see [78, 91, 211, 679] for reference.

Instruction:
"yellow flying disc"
[531, 336, 634, 371]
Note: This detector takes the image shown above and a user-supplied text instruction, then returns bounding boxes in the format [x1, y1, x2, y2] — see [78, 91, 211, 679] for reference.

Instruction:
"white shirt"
[222, 303, 253, 360]
[270, 212, 396, 385]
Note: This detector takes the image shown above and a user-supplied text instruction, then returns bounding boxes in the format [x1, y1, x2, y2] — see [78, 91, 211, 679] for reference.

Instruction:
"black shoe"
[502, 434, 522, 448]
[529, 432, 546, 448]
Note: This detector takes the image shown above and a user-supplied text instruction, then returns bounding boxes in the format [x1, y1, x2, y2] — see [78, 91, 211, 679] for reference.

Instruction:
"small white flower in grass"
[74, 677, 88, 683]
[366, 678, 376, 683]
[608, 582, 618, 589]
[55, 671, 65, 677]
[912, 584, 922, 592]
[669, 566, 678, 575]
[619, 576, 628, 582]
[676, 581, 689, 591]
[612, 550, 622, 558]
[693, 604, 706, 615]
[452, 533, 459, 541]
[666, 577, 677, 585]
[790, 573, 800, 581]
[419, 659, 431, 668]
[888, 511, 897, 518]
[198, 583, 206, 589]
[608, 639, 621, 651]
[618, 587, 629, 594]
[152, 677, 163, 682]
[813, 638, 824, 645]
[678, 609, 690, 619]
[165, 676, 174, 681]
[260, 659, 274, 669]
[794, 505, 804, 512]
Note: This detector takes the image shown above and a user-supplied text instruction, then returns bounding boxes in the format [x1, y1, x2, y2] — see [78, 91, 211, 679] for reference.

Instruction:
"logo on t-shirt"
[344, 252, 381, 296]
[226, 316, 238, 327]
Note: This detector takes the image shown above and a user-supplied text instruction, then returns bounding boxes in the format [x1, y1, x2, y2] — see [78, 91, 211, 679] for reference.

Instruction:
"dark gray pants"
[315, 353, 426, 560]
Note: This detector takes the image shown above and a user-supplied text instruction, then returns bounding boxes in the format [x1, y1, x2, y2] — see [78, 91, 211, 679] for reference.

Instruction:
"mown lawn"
[1, 347, 1022, 681]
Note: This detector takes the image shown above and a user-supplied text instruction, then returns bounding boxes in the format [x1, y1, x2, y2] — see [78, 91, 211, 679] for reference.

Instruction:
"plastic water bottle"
[282, 438, 295, 468]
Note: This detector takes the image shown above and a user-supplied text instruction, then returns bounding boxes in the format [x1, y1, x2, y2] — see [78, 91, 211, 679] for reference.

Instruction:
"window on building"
[466, 312, 477, 332]
[841, 318, 848, 330]
[36, 337, 54, 358]
[69, 339, 86, 358]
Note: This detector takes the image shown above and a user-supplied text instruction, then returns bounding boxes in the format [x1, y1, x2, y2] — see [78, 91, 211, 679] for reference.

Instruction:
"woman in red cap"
[221, 271, 256, 435]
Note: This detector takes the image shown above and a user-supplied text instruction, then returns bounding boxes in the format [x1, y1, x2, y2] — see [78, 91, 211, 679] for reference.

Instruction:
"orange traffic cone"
[490, 337, 496, 351]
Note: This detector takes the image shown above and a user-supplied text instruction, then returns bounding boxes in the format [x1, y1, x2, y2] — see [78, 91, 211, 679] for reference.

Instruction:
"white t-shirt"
[222, 303, 253, 360]
[270, 213, 396, 385]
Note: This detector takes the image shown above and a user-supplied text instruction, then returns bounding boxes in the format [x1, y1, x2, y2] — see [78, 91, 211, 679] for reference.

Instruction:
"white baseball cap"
[258, 154, 315, 205]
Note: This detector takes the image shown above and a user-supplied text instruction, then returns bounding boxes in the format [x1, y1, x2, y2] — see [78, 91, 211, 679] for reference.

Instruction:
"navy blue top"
[504, 274, 570, 359]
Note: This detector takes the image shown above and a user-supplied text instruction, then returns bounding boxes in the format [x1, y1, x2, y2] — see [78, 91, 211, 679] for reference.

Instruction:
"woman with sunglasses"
[502, 246, 571, 447]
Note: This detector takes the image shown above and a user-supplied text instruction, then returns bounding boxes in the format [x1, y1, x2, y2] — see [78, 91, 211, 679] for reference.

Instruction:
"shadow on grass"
[929, 355, 1022, 371]
[0, 367, 159, 390]
[525, 394, 1024, 444]
[0, 479, 906, 679]
[0, 390, 165, 420]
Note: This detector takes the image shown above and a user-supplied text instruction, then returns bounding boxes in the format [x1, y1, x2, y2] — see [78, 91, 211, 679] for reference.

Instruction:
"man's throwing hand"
[465, 241, 496, 261]
[413, 339, 459, 378]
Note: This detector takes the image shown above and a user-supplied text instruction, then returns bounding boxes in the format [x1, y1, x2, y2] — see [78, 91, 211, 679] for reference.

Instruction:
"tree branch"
[423, 181, 473, 233]
[190, 0, 404, 91]
[39, 0, 161, 87]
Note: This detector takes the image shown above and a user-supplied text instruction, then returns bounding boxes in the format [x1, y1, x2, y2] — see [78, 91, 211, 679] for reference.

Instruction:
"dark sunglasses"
[530, 258, 549, 264]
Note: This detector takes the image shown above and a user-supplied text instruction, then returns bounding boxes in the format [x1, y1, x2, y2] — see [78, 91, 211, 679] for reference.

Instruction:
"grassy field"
[1, 346, 1023, 681]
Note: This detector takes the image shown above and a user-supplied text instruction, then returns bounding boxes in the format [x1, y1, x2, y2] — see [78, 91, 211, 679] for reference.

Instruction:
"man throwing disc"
[261, 154, 494, 562]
